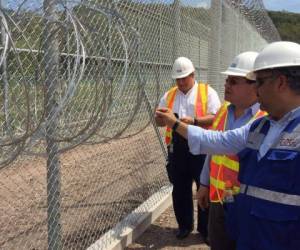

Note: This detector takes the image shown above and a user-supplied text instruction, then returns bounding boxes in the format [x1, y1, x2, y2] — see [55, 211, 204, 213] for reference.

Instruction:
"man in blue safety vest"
[155, 41, 300, 250]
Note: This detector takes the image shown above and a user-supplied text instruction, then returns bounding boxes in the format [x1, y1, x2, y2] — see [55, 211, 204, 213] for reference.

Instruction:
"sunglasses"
[226, 77, 254, 86]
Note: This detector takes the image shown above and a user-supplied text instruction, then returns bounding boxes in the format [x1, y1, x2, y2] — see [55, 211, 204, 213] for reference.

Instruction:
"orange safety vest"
[209, 102, 267, 202]
[165, 82, 208, 145]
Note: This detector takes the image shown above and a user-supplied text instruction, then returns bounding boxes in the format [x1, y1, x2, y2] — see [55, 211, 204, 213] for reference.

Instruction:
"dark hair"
[246, 79, 256, 84]
[276, 67, 300, 94]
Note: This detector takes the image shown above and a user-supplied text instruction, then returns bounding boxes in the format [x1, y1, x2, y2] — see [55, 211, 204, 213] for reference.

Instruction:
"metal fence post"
[43, 0, 62, 249]
[173, 0, 180, 60]
[0, 0, 10, 133]
[208, 0, 222, 92]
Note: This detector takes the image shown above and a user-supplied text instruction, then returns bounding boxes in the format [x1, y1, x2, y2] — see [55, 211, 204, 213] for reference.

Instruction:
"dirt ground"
[126, 201, 210, 250]
[0, 127, 168, 249]
[1, 124, 210, 250]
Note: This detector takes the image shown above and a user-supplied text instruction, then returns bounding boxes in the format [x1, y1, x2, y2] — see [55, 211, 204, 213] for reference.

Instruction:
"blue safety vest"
[227, 116, 300, 250]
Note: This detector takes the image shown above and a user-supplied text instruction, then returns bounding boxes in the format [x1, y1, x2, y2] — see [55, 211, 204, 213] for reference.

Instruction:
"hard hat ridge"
[247, 41, 300, 80]
[221, 51, 259, 77]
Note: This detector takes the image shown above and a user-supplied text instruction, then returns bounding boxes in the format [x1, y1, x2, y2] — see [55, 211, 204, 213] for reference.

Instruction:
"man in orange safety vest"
[155, 57, 221, 241]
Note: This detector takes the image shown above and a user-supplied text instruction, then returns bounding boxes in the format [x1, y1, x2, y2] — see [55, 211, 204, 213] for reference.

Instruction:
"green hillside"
[268, 11, 300, 43]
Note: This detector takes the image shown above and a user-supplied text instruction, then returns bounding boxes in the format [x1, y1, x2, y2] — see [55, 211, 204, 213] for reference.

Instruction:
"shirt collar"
[228, 102, 260, 117]
[268, 106, 300, 126]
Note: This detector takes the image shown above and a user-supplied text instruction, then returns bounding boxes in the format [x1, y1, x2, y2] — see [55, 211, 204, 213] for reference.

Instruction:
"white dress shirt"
[158, 82, 221, 118]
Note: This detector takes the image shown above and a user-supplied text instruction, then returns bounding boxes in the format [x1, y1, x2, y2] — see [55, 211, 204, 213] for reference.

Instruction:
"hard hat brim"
[221, 70, 247, 77]
[221, 67, 249, 77]
[246, 71, 256, 81]
[171, 70, 194, 79]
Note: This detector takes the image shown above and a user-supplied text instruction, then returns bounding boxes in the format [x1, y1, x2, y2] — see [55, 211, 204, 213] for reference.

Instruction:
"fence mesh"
[0, 0, 279, 249]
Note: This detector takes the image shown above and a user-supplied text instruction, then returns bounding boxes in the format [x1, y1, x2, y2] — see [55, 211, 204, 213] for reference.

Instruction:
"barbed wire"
[0, 0, 280, 167]
[0, 0, 149, 165]
[0, 1, 282, 249]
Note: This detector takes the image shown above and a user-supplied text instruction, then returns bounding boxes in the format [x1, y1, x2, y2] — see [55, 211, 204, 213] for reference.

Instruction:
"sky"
[3, 0, 300, 14]
[179, 1, 300, 14]
[263, 0, 300, 13]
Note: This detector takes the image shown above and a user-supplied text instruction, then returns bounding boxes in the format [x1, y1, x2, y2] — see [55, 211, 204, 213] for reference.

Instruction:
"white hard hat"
[171, 57, 195, 79]
[247, 41, 300, 80]
[221, 51, 258, 77]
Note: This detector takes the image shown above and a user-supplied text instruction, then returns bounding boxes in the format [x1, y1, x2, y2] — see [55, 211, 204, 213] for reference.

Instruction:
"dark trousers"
[167, 132, 209, 237]
[208, 203, 236, 250]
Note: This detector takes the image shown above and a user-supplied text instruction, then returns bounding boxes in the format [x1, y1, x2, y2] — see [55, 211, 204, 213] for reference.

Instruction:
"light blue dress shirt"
[191, 106, 300, 186]
[199, 103, 261, 186]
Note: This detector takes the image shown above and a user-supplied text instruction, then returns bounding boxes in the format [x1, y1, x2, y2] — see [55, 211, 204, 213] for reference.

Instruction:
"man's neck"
[272, 102, 300, 121]
[270, 95, 300, 121]
[233, 102, 256, 119]
[180, 82, 195, 95]
[234, 107, 246, 119]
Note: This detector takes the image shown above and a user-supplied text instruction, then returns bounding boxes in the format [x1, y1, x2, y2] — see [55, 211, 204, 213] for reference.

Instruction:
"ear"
[276, 74, 289, 92]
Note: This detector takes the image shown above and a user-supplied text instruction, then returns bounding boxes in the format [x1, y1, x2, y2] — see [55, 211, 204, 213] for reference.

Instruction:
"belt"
[240, 184, 300, 207]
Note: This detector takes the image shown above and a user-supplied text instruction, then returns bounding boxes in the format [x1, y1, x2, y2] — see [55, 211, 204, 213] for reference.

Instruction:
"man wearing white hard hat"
[197, 51, 266, 250]
[155, 57, 221, 240]
[156, 41, 300, 250]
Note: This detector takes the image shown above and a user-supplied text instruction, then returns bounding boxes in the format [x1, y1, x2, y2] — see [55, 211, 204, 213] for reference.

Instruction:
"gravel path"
[126, 201, 210, 250]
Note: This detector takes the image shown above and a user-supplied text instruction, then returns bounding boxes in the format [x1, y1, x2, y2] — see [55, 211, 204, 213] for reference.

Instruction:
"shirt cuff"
[187, 125, 203, 155]
[200, 156, 210, 186]
[200, 182, 209, 188]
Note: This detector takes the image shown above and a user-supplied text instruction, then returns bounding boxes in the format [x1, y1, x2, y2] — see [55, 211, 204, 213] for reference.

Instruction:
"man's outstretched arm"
[155, 107, 249, 155]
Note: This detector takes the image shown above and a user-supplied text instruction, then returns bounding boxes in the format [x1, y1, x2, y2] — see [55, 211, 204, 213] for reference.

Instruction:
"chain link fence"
[0, 0, 279, 249]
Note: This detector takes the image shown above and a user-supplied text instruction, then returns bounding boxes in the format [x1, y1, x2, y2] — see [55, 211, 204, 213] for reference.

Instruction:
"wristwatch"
[172, 119, 180, 131]
[193, 118, 197, 125]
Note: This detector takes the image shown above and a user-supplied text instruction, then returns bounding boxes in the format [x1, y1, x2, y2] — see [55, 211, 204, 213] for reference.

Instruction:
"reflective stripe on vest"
[209, 104, 267, 202]
[165, 87, 177, 145]
[240, 184, 300, 207]
[165, 83, 208, 145]
[210, 176, 241, 202]
[196, 83, 208, 117]
[211, 102, 230, 130]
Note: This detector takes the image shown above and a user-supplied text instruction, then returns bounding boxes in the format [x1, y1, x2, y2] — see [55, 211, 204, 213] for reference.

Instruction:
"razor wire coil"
[0, 1, 280, 249]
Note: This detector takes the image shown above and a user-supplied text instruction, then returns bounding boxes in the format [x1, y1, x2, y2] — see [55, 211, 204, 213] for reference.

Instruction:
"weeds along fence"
[0, 0, 279, 249]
